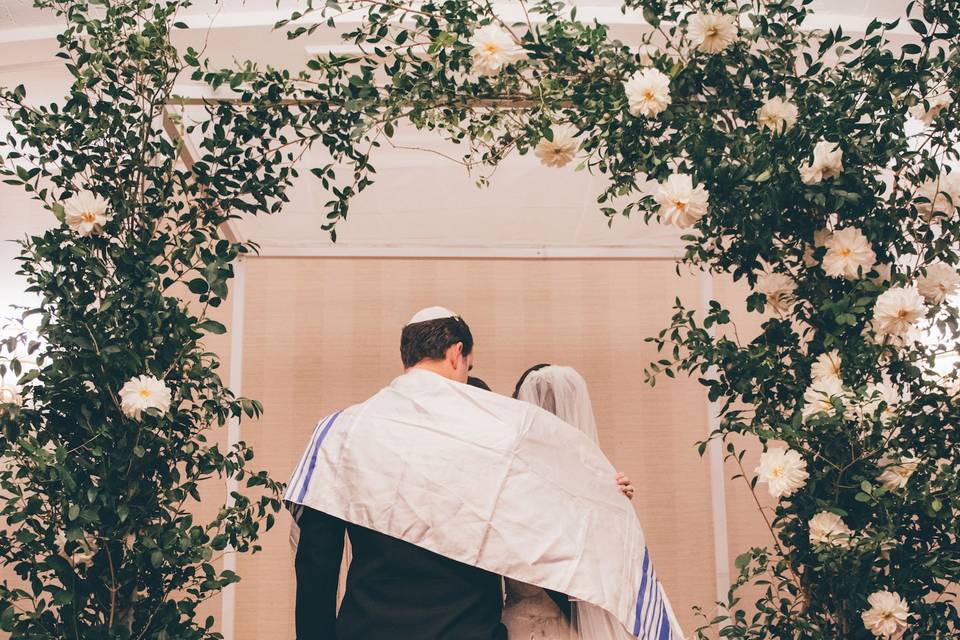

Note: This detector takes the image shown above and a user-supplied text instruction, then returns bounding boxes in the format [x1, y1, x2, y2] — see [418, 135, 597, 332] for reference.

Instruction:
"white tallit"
[284, 368, 682, 639]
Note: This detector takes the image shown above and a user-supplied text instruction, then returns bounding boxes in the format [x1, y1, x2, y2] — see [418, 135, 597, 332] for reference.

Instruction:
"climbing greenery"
[0, 1, 294, 637]
[2, 0, 960, 638]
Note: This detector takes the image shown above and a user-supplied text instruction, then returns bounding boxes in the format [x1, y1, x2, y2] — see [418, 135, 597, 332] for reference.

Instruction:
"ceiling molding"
[0, 3, 916, 48]
[248, 243, 685, 259]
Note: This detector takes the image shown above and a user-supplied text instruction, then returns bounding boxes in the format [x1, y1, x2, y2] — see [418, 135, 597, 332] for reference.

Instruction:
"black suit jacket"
[294, 506, 509, 640]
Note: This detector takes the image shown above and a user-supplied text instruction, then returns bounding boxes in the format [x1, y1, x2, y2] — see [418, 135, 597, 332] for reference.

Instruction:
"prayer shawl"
[284, 369, 683, 639]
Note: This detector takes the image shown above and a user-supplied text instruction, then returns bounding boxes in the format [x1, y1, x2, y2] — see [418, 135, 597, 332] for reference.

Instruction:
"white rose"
[0, 385, 22, 407]
[877, 456, 920, 491]
[802, 376, 847, 421]
[119, 374, 172, 421]
[755, 446, 809, 499]
[64, 192, 111, 237]
[909, 92, 953, 125]
[822, 227, 876, 280]
[872, 286, 926, 338]
[757, 96, 799, 134]
[808, 511, 854, 548]
[687, 12, 738, 54]
[624, 68, 672, 118]
[469, 24, 525, 76]
[799, 140, 843, 185]
[915, 171, 960, 220]
[861, 590, 910, 638]
[810, 350, 842, 383]
[755, 270, 796, 314]
[653, 173, 709, 228]
[534, 125, 579, 168]
[916, 262, 960, 304]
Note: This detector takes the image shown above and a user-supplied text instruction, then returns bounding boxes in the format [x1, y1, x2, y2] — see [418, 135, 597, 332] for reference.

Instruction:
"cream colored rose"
[0, 385, 22, 406]
[534, 125, 579, 168]
[799, 140, 843, 185]
[872, 286, 926, 339]
[917, 262, 960, 304]
[687, 12, 738, 54]
[808, 511, 854, 548]
[755, 271, 796, 314]
[119, 374, 172, 421]
[64, 192, 111, 237]
[653, 173, 709, 228]
[756, 446, 809, 499]
[469, 24, 524, 76]
[624, 68, 672, 118]
[877, 456, 920, 491]
[915, 171, 960, 220]
[909, 92, 953, 125]
[802, 376, 847, 421]
[757, 96, 799, 134]
[822, 227, 876, 280]
[861, 590, 910, 638]
[810, 350, 841, 383]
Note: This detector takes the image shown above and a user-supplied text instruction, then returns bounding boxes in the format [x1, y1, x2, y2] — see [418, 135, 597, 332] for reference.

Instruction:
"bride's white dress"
[502, 579, 576, 640]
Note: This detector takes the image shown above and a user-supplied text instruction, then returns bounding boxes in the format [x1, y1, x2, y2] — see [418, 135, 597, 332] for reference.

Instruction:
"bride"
[502, 364, 640, 640]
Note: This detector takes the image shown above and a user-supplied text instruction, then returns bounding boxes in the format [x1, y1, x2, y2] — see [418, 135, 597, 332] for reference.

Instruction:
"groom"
[285, 306, 682, 640]
[290, 307, 507, 639]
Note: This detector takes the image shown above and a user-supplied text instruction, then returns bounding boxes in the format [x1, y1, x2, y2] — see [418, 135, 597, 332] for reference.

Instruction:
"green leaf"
[197, 319, 227, 335]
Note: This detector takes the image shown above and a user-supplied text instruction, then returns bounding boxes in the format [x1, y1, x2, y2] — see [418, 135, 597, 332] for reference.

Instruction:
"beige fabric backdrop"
[233, 256, 751, 638]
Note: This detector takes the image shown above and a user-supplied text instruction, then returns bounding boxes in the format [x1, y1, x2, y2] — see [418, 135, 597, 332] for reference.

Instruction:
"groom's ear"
[446, 341, 464, 367]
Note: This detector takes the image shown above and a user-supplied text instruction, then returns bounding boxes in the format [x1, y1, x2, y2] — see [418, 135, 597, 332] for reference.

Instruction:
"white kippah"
[407, 306, 458, 326]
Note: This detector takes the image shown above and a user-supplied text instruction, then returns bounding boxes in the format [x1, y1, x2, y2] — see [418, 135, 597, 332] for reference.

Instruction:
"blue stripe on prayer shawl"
[633, 547, 674, 640]
[295, 410, 344, 503]
[642, 554, 661, 637]
[650, 594, 665, 640]
[633, 550, 650, 636]
[657, 604, 672, 640]
[285, 415, 334, 501]
[642, 572, 660, 638]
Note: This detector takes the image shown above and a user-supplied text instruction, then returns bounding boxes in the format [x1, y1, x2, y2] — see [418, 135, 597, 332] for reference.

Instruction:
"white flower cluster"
[808, 511, 853, 548]
[862, 590, 911, 638]
[754, 270, 796, 314]
[653, 173, 709, 228]
[757, 97, 799, 134]
[799, 140, 843, 185]
[118, 374, 173, 421]
[755, 446, 809, 499]
[821, 227, 876, 280]
[64, 192, 111, 237]
[688, 12, 738, 54]
[534, 125, 579, 168]
[624, 68, 672, 118]
[916, 262, 960, 304]
[872, 287, 926, 343]
[469, 24, 524, 76]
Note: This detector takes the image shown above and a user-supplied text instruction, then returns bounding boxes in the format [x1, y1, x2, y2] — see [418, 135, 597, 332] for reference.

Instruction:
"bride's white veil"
[515, 365, 639, 640]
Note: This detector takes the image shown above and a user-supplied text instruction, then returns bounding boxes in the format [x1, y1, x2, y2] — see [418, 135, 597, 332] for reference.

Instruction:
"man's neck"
[409, 361, 453, 380]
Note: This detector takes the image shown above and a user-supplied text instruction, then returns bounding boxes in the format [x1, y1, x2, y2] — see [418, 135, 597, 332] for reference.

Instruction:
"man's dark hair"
[400, 316, 474, 369]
